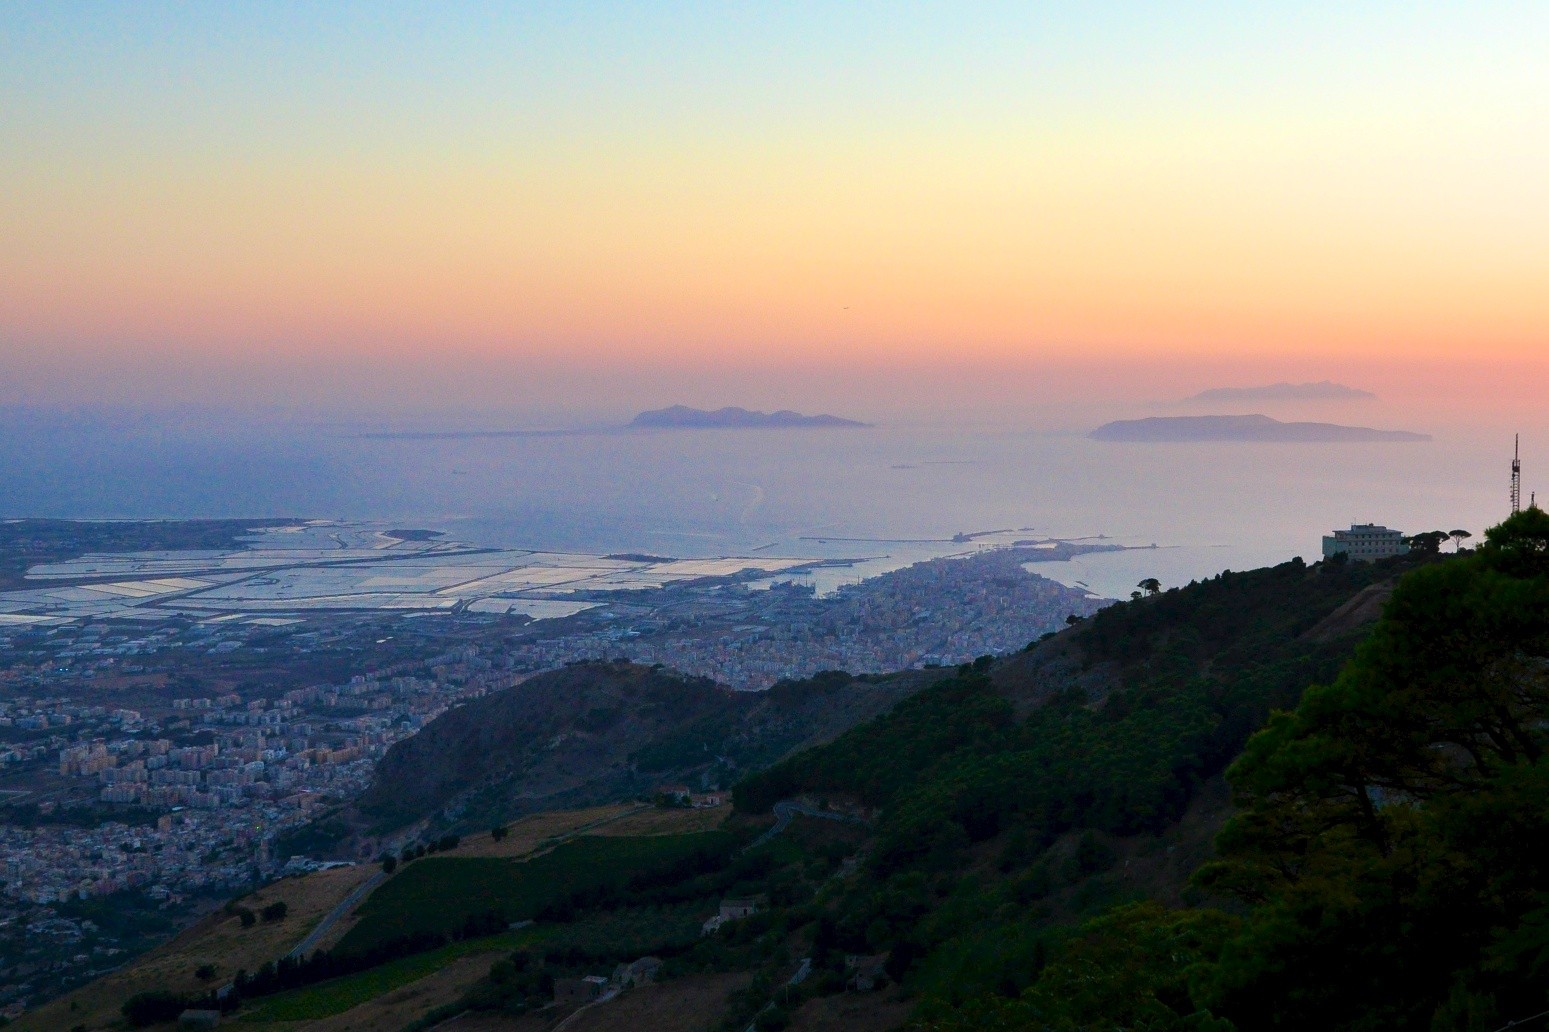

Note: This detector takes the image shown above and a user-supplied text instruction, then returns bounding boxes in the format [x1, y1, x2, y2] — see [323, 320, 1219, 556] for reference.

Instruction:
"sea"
[0, 412, 1532, 601]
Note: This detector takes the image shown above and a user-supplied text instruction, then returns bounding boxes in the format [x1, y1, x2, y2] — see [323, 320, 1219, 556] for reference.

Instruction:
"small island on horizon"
[629, 405, 871, 429]
[1187, 380, 1377, 402]
[1091, 414, 1430, 443]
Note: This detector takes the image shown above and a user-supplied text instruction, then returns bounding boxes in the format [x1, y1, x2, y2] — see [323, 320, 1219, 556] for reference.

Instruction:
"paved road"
[551, 987, 622, 1032]
[746, 800, 868, 852]
[741, 957, 814, 1032]
[287, 869, 387, 959]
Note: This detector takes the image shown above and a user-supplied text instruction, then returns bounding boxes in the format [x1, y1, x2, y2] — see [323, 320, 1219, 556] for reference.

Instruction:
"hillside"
[357, 663, 936, 833]
[9, 806, 711, 1032]
[43, 534, 1489, 1031]
[786, 510, 1545, 1031]
[321, 548, 1409, 1030]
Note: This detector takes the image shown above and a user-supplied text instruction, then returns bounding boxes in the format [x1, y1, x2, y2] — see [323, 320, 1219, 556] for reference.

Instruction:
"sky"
[2, 2, 1547, 421]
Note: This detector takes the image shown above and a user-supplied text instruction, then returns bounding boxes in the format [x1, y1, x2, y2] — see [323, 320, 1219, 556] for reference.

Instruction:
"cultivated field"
[336, 831, 735, 953]
[437, 972, 754, 1032]
[11, 806, 733, 1031]
[315, 806, 643, 952]
[10, 863, 376, 1032]
[239, 929, 535, 1029]
[454, 805, 642, 858]
[588, 804, 729, 838]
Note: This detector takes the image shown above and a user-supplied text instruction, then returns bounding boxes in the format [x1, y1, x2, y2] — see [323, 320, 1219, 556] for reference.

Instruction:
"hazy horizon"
[3, 3, 1546, 570]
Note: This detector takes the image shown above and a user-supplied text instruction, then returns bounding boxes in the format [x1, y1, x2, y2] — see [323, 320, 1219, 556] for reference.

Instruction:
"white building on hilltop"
[1322, 524, 1409, 561]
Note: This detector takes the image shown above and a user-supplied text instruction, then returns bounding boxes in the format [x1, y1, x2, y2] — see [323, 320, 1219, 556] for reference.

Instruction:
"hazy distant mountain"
[629, 405, 869, 429]
[1188, 381, 1376, 402]
[1091, 414, 1429, 442]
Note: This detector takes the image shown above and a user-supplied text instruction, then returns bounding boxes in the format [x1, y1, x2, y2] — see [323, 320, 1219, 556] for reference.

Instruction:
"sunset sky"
[3, 2, 1547, 416]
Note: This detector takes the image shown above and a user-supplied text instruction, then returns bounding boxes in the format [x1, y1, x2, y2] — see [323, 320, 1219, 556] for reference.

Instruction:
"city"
[0, 535, 1111, 1013]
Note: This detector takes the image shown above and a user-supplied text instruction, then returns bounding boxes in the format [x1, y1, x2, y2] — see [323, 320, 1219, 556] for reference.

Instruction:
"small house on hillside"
[720, 896, 764, 920]
[702, 895, 767, 935]
[846, 954, 888, 992]
[655, 784, 692, 805]
[611, 956, 662, 989]
[553, 974, 609, 1005]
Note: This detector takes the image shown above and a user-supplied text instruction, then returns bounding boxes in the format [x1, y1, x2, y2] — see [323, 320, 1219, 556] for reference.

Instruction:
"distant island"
[629, 405, 870, 429]
[361, 406, 869, 440]
[1187, 381, 1376, 402]
[1090, 414, 1430, 442]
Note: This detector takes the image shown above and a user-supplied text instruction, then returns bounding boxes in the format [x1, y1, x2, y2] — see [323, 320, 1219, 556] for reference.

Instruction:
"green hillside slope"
[904, 509, 1549, 1031]
[421, 546, 1417, 1029]
[357, 662, 937, 833]
[66, 516, 1549, 1032]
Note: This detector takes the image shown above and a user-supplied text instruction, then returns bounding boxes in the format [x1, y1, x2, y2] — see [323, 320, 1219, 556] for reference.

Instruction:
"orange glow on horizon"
[5, 5, 1549, 400]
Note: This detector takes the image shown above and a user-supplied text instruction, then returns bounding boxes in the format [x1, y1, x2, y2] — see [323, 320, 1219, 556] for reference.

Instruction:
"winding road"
[746, 800, 869, 852]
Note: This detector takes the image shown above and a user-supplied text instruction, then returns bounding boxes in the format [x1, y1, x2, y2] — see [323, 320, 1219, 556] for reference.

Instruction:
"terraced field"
[9, 864, 376, 1032]
[336, 831, 736, 954]
[240, 929, 538, 1026]
[15, 806, 727, 1031]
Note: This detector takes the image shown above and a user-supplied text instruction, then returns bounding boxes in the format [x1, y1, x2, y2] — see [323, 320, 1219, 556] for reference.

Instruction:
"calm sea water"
[0, 417, 1527, 600]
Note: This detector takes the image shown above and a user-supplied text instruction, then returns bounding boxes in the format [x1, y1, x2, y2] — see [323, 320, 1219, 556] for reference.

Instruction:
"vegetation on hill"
[1190, 508, 1549, 1029]
[70, 512, 1549, 1031]
[357, 662, 932, 834]
[425, 545, 1411, 1029]
[907, 509, 1549, 1030]
[736, 552, 1396, 876]
[337, 832, 736, 953]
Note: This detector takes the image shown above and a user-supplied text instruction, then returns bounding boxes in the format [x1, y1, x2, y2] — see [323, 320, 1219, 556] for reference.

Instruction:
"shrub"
[122, 989, 187, 1027]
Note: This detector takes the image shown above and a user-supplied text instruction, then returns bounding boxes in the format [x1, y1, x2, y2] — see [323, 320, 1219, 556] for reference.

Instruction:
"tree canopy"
[1196, 509, 1549, 1029]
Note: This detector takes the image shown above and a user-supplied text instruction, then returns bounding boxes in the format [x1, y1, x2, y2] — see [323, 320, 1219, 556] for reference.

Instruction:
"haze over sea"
[2, 403, 1529, 602]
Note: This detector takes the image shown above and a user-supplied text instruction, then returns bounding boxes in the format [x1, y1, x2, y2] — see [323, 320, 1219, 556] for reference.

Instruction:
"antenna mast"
[1511, 435, 1522, 515]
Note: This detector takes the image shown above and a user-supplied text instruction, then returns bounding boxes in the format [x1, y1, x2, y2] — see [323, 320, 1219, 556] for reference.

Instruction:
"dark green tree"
[1405, 529, 1449, 554]
[1196, 510, 1549, 1029]
[916, 904, 1236, 1031]
[122, 990, 187, 1027]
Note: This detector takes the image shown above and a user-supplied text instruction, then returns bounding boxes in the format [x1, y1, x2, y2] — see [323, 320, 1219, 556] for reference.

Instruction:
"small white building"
[611, 956, 663, 989]
[554, 974, 610, 1005]
[1322, 524, 1409, 562]
[702, 895, 766, 935]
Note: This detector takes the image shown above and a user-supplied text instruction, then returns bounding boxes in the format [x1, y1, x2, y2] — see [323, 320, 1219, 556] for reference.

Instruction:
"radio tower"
[1511, 435, 1521, 515]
